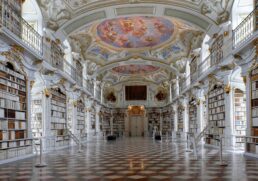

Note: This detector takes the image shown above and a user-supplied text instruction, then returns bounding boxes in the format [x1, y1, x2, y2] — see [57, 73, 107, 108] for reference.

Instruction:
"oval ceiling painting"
[112, 65, 160, 75]
[97, 16, 174, 49]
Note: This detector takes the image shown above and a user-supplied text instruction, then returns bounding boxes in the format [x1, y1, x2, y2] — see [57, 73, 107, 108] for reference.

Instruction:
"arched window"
[22, 0, 43, 35]
[201, 34, 210, 61]
[232, 0, 254, 29]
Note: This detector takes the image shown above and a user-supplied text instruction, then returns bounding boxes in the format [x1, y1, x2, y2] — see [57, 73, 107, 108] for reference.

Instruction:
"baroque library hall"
[0, 0, 258, 180]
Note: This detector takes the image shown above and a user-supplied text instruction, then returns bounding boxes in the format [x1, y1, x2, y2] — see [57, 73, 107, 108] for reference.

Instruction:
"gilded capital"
[44, 88, 51, 97]
[224, 84, 231, 94]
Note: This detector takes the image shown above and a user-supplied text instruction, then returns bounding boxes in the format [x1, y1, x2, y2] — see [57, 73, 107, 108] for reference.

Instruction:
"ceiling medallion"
[96, 16, 174, 49]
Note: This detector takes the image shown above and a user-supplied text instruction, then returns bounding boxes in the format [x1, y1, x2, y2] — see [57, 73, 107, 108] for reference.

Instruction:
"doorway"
[130, 116, 144, 136]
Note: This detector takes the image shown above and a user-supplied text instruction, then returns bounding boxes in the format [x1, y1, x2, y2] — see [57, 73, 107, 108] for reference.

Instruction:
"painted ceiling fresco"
[96, 16, 174, 49]
[112, 64, 160, 75]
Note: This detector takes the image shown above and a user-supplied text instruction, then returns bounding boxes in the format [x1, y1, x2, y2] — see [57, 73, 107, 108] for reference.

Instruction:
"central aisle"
[0, 138, 257, 180]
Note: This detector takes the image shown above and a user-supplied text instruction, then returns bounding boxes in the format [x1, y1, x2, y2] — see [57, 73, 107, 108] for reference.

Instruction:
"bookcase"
[0, 62, 32, 160]
[248, 68, 258, 153]
[178, 106, 184, 132]
[206, 85, 225, 146]
[0, 0, 23, 37]
[211, 35, 223, 66]
[189, 101, 198, 134]
[102, 108, 111, 134]
[50, 40, 64, 69]
[190, 57, 198, 82]
[77, 100, 85, 135]
[113, 109, 125, 134]
[161, 108, 171, 135]
[147, 108, 160, 132]
[234, 89, 246, 135]
[234, 89, 246, 147]
[31, 99, 42, 138]
[50, 88, 69, 146]
[171, 109, 174, 131]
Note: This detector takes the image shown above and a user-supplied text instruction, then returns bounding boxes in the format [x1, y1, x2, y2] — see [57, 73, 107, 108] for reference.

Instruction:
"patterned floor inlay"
[0, 137, 258, 181]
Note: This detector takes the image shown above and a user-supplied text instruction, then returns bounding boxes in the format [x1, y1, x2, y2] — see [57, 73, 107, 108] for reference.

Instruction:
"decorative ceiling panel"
[96, 16, 174, 49]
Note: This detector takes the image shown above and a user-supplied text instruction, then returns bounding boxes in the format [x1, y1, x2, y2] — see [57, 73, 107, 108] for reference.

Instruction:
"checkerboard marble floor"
[0, 137, 258, 181]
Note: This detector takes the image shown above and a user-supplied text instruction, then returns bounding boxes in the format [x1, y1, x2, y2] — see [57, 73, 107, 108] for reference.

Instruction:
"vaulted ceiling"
[36, 0, 234, 85]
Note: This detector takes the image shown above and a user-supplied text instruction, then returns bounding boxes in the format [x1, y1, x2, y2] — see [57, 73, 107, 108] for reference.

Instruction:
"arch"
[22, 0, 43, 35]
[92, 58, 180, 78]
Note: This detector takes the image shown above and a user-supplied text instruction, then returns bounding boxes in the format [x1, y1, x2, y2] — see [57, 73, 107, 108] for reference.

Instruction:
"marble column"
[197, 99, 204, 133]
[169, 82, 173, 102]
[42, 89, 51, 150]
[246, 76, 252, 136]
[224, 84, 234, 146]
[70, 100, 78, 135]
[85, 98, 93, 137]
[26, 80, 32, 138]
[175, 76, 179, 96]
[173, 104, 178, 132]
[95, 105, 101, 134]
[183, 102, 189, 133]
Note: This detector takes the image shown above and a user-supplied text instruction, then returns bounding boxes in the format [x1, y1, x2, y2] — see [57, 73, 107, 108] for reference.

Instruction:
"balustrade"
[0, 0, 43, 55]
[233, 7, 257, 48]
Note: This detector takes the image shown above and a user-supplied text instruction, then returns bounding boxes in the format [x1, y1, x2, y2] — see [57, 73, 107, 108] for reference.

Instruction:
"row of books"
[51, 111, 65, 118]
[208, 100, 224, 108]
[0, 78, 25, 90]
[0, 109, 26, 119]
[51, 117, 66, 123]
[252, 81, 258, 89]
[0, 91, 20, 102]
[251, 107, 258, 117]
[51, 100, 66, 108]
[0, 120, 26, 130]
[209, 106, 225, 114]
[77, 120, 84, 125]
[252, 90, 258, 99]
[51, 104, 66, 112]
[77, 112, 84, 117]
[5, 74, 26, 86]
[208, 94, 224, 102]
[0, 130, 26, 140]
[209, 113, 225, 121]
[51, 123, 66, 130]
[208, 89, 224, 98]
[0, 64, 25, 80]
[0, 98, 26, 111]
